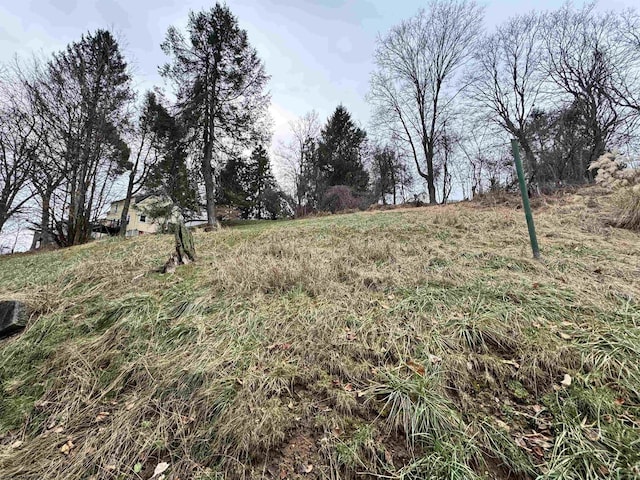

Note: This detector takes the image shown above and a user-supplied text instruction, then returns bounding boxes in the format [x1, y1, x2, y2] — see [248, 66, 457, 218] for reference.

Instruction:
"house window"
[126, 215, 130, 224]
[139, 214, 146, 223]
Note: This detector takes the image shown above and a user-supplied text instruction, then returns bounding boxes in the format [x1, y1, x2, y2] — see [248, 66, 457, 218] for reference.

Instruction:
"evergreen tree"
[217, 155, 251, 216]
[33, 29, 133, 246]
[246, 145, 277, 219]
[317, 105, 368, 193]
[144, 94, 199, 218]
[161, 3, 270, 228]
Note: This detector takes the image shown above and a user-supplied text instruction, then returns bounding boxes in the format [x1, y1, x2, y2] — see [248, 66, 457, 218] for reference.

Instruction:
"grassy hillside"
[1, 189, 639, 480]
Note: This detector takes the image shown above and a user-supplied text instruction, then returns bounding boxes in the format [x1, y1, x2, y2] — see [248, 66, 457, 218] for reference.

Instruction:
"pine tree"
[33, 29, 133, 246]
[144, 94, 199, 219]
[246, 145, 277, 219]
[317, 105, 368, 193]
[161, 3, 270, 228]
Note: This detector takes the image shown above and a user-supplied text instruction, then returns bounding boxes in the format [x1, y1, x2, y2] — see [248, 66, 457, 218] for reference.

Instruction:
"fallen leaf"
[152, 462, 169, 478]
[501, 359, 521, 369]
[407, 360, 426, 376]
[558, 332, 572, 340]
[584, 428, 600, 441]
[343, 383, 354, 392]
[614, 398, 625, 406]
[60, 440, 75, 455]
[560, 374, 572, 387]
[299, 464, 313, 474]
[428, 354, 442, 364]
[95, 411, 110, 422]
[10, 440, 23, 449]
[279, 468, 288, 479]
[53, 427, 65, 434]
[532, 405, 545, 414]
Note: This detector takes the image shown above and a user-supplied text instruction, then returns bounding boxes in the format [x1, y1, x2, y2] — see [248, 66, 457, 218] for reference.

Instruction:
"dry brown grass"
[0, 187, 638, 479]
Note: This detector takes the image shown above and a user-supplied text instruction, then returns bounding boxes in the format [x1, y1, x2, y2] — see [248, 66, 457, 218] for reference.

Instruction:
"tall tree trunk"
[203, 145, 217, 227]
[119, 169, 136, 237]
[31, 191, 54, 249]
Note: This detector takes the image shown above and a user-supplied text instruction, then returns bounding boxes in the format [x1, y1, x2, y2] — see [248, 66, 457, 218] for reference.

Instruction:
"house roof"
[111, 193, 157, 205]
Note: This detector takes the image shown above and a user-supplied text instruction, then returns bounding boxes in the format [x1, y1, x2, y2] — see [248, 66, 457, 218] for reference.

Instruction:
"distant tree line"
[366, 0, 640, 203]
[2, 1, 640, 250]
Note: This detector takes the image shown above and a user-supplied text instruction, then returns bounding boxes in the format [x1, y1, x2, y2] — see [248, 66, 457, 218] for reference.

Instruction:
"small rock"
[0, 301, 27, 338]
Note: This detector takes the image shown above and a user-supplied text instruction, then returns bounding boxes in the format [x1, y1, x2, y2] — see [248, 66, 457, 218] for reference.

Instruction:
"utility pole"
[511, 139, 540, 259]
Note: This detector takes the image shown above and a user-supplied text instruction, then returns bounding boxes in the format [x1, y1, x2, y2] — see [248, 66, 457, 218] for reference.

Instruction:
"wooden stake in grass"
[162, 223, 196, 273]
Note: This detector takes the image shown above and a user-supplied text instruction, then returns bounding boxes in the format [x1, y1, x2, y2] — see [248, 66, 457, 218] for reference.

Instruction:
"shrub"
[320, 185, 368, 213]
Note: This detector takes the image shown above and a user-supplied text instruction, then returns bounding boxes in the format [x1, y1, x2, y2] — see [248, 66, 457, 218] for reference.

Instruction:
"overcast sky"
[2, 0, 637, 150]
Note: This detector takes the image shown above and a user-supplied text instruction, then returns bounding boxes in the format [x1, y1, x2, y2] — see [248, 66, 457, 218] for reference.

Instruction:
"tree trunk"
[119, 169, 136, 237]
[202, 149, 217, 227]
[31, 192, 54, 250]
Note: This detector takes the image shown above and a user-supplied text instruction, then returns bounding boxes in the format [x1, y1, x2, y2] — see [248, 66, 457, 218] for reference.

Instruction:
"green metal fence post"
[510, 139, 540, 259]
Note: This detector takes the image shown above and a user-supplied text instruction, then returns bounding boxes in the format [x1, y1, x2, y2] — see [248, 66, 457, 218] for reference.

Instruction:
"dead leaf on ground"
[428, 354, 442, 364]
[407, 359, 426, 376]
[95, 412, 110, 422]
[10, 440, 23, 449]
[299, 464, 313, 474]
[501, 359, 521, 369]
[60, 440, 75, 455]
[152, 462, 169, 478]
[558, 332, 572, 340]
[560, 374, 572, 387]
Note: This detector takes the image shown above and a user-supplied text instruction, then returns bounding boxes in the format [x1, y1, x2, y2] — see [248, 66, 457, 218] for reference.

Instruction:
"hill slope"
[1, 189, 639, 480]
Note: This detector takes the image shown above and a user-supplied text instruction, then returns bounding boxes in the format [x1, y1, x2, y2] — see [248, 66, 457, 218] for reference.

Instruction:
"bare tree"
[275, 110, 320, 210]
[542, 4, 631, 169]
[27, 30, 133, 247]
[598, 9, 640, 117]
[467, 12, 545, 184]
[0, 64, 40, 234]
[369, 0, 483, 204]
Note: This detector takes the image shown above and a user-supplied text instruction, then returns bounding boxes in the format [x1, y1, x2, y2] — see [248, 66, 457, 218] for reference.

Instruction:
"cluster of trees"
[278, 106, 412, 214]
[279, 1, 640, 209]
[2, 1, 640, 250]
[0, 3, 282, 249]
[366, 1, 640, 203]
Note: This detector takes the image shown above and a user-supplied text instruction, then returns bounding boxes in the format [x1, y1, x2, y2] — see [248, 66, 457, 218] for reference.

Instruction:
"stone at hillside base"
[0, 301, 27, 338]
